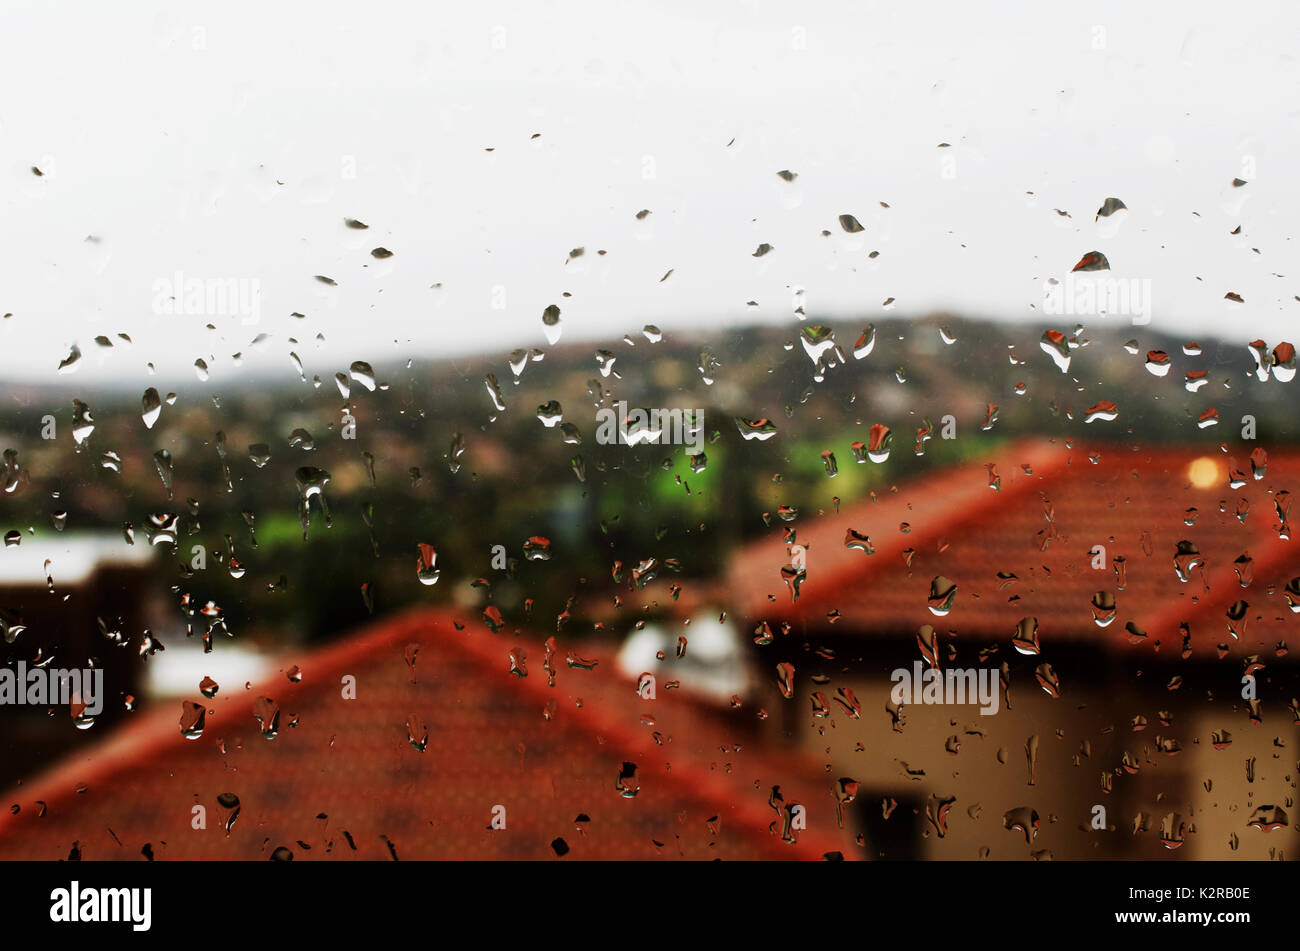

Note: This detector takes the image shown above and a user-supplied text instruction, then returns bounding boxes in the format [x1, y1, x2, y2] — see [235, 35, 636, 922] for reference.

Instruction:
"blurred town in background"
[0, 313, 1296, 860]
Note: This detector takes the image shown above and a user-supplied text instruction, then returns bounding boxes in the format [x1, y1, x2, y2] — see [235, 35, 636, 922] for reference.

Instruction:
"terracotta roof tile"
[0, 608, 854, 861]
[728, 441, 1300, 657]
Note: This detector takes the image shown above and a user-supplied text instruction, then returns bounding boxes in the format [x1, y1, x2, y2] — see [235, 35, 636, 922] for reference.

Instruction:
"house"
[0, 606, 860, 860]
[711, 437, 1300, 860]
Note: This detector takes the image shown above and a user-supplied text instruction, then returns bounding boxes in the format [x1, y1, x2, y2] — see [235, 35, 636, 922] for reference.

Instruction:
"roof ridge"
[0, 604, 445, 834]
[436, 611, 851, 858]
[0, 606, 851, 859]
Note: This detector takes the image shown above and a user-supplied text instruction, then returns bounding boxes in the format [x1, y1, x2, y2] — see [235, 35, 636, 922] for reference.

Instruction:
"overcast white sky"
[1, 0, 1297, 385]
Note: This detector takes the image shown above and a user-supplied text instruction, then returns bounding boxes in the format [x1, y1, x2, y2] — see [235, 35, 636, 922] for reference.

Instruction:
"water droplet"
[141, 388, 162, 429]
[1096, 196, 1127, 218]
[1012, 617, 1040, 655]
[70, 697, 97, 730]
[1226, 599, 1248, 639]
[536, 400, 563, 427]
[1271, 342, 1296, 381]
[844, 529, 873, 554]
[153, 450, 174, 499]
[853, 326, 876, 359]
[542, 304, 562, 345]
[294, 466, 333, 539]
[1233, 552, 1254, 587]
[416, 544, 440, 585]
[780, 560, 806, 602]
[927, 576, 957, 616]
[1283, 577, 1300, 613]
[926, 794, 956, 837]
[1091, 590, 1116, 626]
[216, 792, 241, 834]
[734, 417, 778, 441]
[1034, 663, 1060, 698]
[349, 361, 376, 392]
[72, 400, 95, 448]
[616, 762, 640, 798]
[866, 424, 892, 462]
[1072, 250, 1109, 272]
[1003, 806, 1039, 843]
[775, 662, 796, 699]
[253, 696, 280, 739]
[1173, 540, 1203, 583]
[1040, 330, 1071, 372]
[1247, 804, 1288, 832]
[799, 325, 846, 379]
[1247, 339, 1270, 382]
[448, 432, 466, 473]
[146, 512, 178, 547]
[1144, 350, 1171, 377]
[58, 343, 82, 374]
[523, 536, 552, 561]
[1084, 400, 1118, 423]
[407, 714, 429, 751]
[179, 700, 206, 739]
[1248, 447, 1268, 480]
[484, 374, 507, 412]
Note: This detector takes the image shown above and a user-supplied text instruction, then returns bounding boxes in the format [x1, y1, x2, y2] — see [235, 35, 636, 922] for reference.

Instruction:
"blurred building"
[0, 537, 153, 787]
[0, 606, 858, 860]
[4, 441, 1296, 861]
[710, 438, 1300, 859]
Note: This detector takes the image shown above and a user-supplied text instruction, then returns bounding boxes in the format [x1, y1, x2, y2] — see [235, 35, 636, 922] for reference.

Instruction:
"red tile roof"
[0, 608, 854, 860]
[726, 439, 1300, 658]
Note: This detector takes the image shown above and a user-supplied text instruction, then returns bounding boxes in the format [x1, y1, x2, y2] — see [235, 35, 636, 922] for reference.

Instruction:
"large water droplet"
[180, 700, 206, 739]
[416, 543, 440, 585]
[141, 388, 162, 429]
[735, 417, 778, 441]
[349, 361, 376, 391]
[542, 304, 562, 345]
[927, 576, 957, 616]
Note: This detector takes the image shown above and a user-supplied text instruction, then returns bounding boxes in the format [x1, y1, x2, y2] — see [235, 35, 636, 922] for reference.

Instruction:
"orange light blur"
[1187, 457, 1220, 489]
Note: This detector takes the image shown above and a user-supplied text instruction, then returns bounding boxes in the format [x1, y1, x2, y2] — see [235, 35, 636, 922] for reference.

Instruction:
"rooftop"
[723, 439, 1300, 657]
[0, 606, 854, 860]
